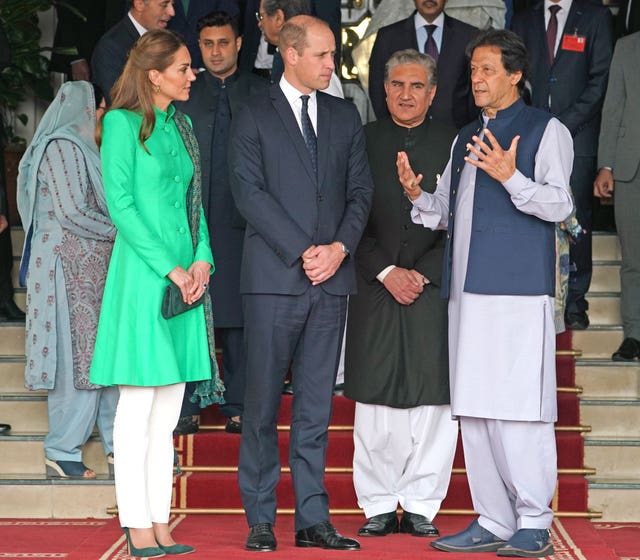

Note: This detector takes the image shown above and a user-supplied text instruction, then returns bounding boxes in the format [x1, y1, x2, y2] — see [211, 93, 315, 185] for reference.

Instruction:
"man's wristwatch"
[337, 241, 349, 256]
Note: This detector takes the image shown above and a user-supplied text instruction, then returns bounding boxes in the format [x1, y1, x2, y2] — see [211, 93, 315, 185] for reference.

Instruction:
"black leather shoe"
[399, 511, 439, 537]
[225, 417, 242, 434]
[358, 511, 399, 536]
[246, 523, 277, 552]
[612, 337, 640, 361]
[565, 311, 589, 330]
[295, 521, 360, 550]
[0, 424, 11, 434]
[0, 299, 25, 322]
[282, 381, 294, 395]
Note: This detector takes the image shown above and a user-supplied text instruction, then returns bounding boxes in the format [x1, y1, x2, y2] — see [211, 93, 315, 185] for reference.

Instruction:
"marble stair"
[574, 232, 640, 521]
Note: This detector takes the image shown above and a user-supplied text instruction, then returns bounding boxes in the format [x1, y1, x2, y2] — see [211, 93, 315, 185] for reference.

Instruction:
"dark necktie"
[300, 95, 317, 176]
[546, 5, 561, 66]
[424, 24, 439, 63]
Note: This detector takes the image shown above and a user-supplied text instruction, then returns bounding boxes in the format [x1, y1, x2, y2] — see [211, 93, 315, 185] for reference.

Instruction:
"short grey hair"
[384, 49, 437, 90]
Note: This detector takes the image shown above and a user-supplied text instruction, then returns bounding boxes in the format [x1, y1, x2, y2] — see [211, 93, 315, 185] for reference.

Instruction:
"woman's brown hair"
[96, 29, 185, 151]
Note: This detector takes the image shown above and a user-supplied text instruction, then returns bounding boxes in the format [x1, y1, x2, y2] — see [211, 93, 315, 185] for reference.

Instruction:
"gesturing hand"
[465, 129, 519, 184]
[397, 151, 423, 201]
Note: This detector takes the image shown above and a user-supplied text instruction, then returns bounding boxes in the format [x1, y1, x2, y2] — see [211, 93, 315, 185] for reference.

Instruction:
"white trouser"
[114, 383, 185, 528]
[460, 416, 557, 540]
[353, 402, 459, 520]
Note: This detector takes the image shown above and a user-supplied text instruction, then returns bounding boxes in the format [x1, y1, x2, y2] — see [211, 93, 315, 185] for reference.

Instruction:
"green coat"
[90, 106, 214, 387]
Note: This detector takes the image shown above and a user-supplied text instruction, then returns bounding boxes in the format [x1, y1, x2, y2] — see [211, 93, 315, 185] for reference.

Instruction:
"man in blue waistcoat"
[397, 29, 574, 558]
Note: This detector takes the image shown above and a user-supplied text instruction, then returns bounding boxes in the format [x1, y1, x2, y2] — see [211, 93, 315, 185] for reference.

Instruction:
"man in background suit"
[229, 15, 373, 553]
[174, 10, 268, 435]
[51, 0, 125, 81]
[368, 0, 478, 129]
[238, 0, 341, 76]
[167, 0, 240, 68]
[594, 31, 640, 361]
[92, 0, 177, 102]
[512, 0, 614, 331]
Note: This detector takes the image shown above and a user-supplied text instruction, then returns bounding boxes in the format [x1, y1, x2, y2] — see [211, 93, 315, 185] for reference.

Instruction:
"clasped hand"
[168, 261, 211, 304]
[383, 267, 427, 305]
[302, 243, 346, 286]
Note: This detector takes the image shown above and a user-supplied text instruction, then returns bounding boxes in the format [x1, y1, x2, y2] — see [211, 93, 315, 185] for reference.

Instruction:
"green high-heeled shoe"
[122, 527, 165, 558]
[157, 542, 195, 555]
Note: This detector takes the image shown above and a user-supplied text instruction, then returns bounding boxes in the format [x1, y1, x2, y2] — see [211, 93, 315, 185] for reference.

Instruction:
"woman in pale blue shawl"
[17, 81, 118, 479]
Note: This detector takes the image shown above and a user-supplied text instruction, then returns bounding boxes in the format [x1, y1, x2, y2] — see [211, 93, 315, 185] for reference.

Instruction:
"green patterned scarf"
[174, 109, 225, 407]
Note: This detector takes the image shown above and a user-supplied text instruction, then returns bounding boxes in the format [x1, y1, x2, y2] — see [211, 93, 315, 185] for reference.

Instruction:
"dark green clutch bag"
[161, 283, 205, 319]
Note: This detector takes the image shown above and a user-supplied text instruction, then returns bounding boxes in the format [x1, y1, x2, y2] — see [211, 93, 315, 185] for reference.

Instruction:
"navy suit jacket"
[91, 15, 140, 103]
[368, 12, 478, 129]
[229, 84, 374, 296]
[511, 0, 614, 157]
[167, 0, 240, 68]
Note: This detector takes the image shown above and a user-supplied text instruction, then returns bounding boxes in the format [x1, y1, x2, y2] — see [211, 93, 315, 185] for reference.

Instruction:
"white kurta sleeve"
[501, 118, 574, 223]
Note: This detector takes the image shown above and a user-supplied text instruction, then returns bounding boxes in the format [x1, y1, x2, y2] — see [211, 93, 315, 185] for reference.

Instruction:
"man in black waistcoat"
[175, 10, 268, 435]
[345, 49, 459, 540]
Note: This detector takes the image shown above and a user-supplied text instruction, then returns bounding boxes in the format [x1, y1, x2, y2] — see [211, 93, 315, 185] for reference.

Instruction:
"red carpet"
[0, 516, 625, 559]
[592, 522, 640, 559]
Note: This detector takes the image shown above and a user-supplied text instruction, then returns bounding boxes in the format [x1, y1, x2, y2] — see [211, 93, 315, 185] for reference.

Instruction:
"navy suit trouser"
[239, 287, 347, 531]
[566, 155, 596, 315]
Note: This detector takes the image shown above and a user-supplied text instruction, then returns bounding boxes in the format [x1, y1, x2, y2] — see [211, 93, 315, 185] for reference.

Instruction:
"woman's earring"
[153, 84, 160, 94]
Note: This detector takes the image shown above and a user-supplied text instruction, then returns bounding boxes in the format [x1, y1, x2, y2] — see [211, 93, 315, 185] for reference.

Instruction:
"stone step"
[590, 263, 620, 293]
[580, 398, 640, 438]
[10, 256, 20, 286]
[588, 478, 640, 521]
[0, 325, 26, 356]
[0, 358, 32, 393]
[572, 327, 624, 360]
[586, 294, 621, 326]
[0, 477, 115, 518]
[10, 227, 24, 258]
[584, 436, 640, 478]
[14, 290, 26, 311]
[0, 434, 111, 475]
[576, 360, 640, 399]
[0, 396, 48, 432]
[592, 233, 621, 262]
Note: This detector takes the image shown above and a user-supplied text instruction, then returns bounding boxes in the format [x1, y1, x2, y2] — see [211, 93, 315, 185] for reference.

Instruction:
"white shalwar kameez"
[410, 117, 574, 539]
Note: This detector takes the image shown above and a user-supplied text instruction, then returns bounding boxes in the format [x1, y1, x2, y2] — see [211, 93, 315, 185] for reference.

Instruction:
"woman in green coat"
[90, 30, 223, 557]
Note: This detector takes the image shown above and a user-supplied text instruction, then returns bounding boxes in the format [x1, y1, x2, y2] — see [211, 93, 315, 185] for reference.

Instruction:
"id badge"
[562, 34, 586, 52]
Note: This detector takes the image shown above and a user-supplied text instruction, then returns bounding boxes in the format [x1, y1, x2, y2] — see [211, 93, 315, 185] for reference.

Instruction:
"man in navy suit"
[229, 15, 373, 553]
[512, 0, 614, 330]
[368, 0, 478, 129]
[92, 0, 177, 103]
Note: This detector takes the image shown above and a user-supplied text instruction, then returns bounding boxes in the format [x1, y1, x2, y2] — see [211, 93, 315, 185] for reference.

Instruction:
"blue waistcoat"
[441, 98, 555, 298]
